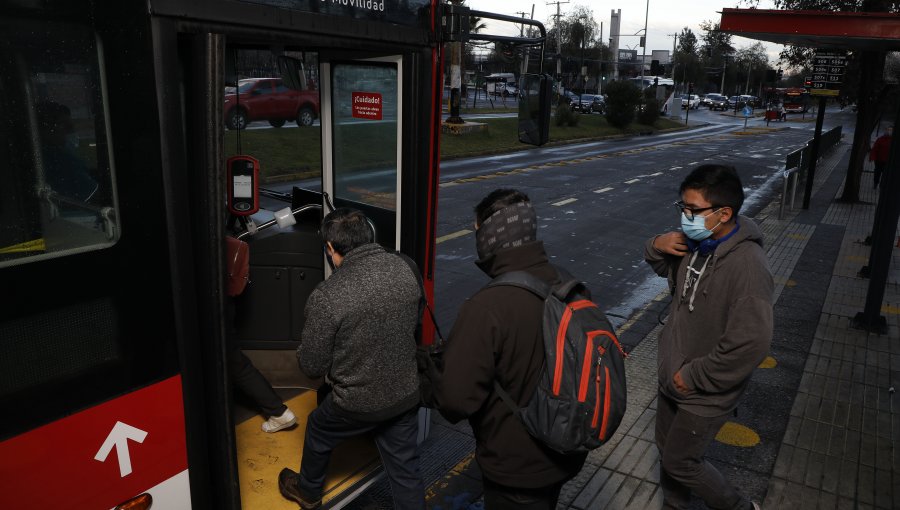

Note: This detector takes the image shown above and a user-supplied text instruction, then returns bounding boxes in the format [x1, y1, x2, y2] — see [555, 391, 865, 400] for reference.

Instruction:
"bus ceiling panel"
[152, 0, 434, 43]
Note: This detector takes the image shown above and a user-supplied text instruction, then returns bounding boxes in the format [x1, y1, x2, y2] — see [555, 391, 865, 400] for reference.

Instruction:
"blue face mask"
[681, 210, 721, 241]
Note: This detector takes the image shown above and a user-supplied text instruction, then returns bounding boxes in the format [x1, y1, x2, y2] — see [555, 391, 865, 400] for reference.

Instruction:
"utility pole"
[598, 21, 603, 94]
[639, 0, 650, 100]
[547, 1, 569, 98]
[447, 0, 464, 124]
[516, 10, 528, 75]
[745, 61, 752, 95]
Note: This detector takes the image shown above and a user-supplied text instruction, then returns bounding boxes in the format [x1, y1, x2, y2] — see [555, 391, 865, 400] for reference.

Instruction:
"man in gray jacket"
[645, 165, 772, 510]
[278, 208, 424, 510]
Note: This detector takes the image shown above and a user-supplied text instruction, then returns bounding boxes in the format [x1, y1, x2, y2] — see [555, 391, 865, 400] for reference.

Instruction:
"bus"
[0, 1, 547, 509]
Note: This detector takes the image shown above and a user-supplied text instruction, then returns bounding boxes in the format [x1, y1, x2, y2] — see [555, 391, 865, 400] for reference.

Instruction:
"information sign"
[810, 50, 846, 97]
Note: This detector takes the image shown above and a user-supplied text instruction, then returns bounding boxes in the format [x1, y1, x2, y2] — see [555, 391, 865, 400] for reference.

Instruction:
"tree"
[673, 27, 704, 91]
[604, 80, 641, 128]
[752, 0, 898, 202]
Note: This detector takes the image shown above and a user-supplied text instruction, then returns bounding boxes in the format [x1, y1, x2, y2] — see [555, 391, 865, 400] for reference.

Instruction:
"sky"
[464, 0, 787, 64]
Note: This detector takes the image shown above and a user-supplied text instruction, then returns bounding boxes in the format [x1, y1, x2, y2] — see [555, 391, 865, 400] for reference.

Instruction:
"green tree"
[604, 80, 641, 128]
[752, 0, 899, 202]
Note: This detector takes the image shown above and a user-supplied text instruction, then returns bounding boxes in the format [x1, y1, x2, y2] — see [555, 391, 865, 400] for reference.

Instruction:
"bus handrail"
[236, 203, 322, 240]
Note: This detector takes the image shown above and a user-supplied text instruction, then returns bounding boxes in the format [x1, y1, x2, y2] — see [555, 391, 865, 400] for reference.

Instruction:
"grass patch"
[226, 115, 686, 182]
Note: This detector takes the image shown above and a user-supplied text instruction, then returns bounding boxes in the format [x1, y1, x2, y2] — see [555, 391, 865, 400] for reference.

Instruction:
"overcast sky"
[465, 0, 787, 64]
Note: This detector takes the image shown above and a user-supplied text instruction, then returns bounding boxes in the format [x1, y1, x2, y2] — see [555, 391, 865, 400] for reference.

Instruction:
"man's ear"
[720, 206, 734, 223]
[325, 241, 336, 255]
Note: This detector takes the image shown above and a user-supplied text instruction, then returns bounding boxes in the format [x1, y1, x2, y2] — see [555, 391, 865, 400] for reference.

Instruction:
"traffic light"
[688, 82, 694, 94]
[804, 76, 812, 90]
[600, 62, 607, 73]
[765, 69, 776, 82]
[650, 59, 661, 76]
[777, 69, 784, 80]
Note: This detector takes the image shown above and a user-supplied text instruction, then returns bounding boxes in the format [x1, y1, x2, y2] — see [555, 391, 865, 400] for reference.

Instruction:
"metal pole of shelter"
[639, 0, 649, 103]
[802, 96, 828, 209]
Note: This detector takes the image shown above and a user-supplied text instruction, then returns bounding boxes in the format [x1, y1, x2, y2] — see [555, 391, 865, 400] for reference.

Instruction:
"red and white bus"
[0, 1, 547, 509]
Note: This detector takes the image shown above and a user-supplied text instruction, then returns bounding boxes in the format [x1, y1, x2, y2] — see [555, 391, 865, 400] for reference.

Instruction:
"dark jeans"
[299, 395, 424, 510]
[874, 161, 886, 188]
[656, 392, 751, 510]
[229, 348, 286, 418]
[482, 478, 565, 510]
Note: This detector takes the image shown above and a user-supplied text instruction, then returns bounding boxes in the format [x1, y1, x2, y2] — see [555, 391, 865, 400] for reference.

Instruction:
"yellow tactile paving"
[236, 391, 381, 509]
[715, 421, 761, 448]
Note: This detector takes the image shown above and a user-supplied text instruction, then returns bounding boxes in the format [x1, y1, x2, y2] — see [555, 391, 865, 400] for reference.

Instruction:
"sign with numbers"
[810, 50, 846, 97]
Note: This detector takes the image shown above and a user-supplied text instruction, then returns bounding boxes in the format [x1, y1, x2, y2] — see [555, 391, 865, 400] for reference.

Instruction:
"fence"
[779, 125, 843, 219]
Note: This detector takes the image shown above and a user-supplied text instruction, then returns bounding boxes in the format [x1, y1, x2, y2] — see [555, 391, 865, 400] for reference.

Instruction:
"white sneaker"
[262, 408, 296, 433]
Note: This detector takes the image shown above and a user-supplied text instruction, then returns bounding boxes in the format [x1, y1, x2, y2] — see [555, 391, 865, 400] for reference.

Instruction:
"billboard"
[617, 49, 638, 63]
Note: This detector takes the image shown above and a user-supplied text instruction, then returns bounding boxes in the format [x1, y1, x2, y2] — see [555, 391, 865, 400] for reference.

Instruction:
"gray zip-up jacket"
[644, 216, 773, 417]
[298, 243, 421, 421]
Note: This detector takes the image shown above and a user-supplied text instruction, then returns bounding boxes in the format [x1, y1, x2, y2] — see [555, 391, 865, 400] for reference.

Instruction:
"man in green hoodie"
[645, 165, 773, 510]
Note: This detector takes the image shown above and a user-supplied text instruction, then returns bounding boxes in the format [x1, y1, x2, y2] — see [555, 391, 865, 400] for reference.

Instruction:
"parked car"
[680, 94, 700, 109]
[573, 94, 605, 114]
[559, 89, 579, 106]
[739, 95, 759, 108]
[224, 77, 320, 130]
[726, 95, 741, 109]
[704, 93, 728, 111]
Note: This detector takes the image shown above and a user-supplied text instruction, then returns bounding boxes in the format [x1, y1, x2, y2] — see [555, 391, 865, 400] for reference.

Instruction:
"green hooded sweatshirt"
[644, 216, 774, 417]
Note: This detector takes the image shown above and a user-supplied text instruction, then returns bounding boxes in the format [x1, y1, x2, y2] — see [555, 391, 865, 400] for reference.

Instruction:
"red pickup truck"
[224, 77, 320, 130]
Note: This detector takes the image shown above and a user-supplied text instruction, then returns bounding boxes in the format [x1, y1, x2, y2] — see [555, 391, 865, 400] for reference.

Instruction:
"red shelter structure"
[718, 8, 900, 333]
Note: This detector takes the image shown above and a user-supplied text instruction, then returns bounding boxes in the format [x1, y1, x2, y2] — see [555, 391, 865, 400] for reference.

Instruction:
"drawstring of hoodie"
[682, 251, 711, 312]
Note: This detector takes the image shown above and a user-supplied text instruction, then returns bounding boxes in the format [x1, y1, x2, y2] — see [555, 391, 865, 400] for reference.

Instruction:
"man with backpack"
[434, 189, 592, 509]
[645, 165, 772, 510]
[277, 208, 425, 510]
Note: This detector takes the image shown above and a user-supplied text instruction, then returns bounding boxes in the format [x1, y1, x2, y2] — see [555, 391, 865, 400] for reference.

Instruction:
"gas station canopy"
[719, 8, 900, 52]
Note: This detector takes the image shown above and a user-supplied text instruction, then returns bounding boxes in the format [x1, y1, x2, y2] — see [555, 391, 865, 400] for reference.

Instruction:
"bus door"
[320, 56, 403, 253]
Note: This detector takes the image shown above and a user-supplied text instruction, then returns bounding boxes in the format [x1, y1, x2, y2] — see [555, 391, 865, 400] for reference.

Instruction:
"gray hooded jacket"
[644, 216, 774, 417]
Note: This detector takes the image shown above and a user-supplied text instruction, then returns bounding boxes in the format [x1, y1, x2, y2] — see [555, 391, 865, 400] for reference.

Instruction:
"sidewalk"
[559, 140, 900, 509]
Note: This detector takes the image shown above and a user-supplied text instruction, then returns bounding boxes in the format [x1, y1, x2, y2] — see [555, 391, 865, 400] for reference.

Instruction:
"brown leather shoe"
[278, 468, 322, 510]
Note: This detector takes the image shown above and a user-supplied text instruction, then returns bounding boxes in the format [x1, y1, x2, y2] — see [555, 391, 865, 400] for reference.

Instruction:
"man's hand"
[673, 370, 690, 394]
[653, 231, 689, 256]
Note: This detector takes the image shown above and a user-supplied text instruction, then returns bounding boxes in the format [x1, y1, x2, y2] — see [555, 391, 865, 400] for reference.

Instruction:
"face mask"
[681, 210, 721, 241]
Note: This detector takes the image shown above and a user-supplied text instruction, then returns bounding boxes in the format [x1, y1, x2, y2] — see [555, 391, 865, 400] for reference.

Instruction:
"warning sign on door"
[352, 92, 383, 120]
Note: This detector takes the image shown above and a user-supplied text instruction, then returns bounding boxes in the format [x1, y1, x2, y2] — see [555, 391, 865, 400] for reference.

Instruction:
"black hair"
[321, 208, 374, 255]
[474, 188, 531, 225]
[679, 164, 745, 213]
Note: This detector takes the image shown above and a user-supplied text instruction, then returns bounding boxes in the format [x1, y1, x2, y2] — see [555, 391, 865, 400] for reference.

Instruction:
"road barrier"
[779, 125, 842, 219]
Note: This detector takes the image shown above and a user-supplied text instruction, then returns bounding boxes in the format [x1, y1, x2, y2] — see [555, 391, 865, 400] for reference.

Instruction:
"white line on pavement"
[552, 198, 578, 206]
[624, 179, 641, 184]
[649, 172, 663, 177]
[594, 187, 614, 193]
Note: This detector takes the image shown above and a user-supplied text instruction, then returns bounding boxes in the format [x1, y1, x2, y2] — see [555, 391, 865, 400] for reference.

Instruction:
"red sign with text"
[352, 92, 383, 120]
[0, 375, 188, 510]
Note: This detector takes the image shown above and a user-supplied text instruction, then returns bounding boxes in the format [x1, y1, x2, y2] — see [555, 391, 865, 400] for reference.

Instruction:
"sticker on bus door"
[352, 92, 383, 120]
[0, 375, 192, 510]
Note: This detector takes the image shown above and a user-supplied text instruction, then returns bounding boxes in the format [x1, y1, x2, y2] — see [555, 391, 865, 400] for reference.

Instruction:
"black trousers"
[874, 161, 886, 188]
[299, 395, 425, 510]
[656, 392, 750, 510]
[229, 348, 286, 418]
[482, 477, 565, 510]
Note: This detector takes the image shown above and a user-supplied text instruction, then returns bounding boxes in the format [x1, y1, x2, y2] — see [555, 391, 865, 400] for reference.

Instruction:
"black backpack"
[489, 269, 628, 454]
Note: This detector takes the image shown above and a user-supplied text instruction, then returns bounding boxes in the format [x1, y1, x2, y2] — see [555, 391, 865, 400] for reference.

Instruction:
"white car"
[680, 94, 700, 109]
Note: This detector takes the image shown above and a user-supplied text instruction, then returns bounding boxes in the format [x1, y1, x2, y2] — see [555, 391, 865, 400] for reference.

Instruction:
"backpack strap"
[493, 380, 521, 415]
[487, 270, 552, 299]
[395, 251, 446, 344]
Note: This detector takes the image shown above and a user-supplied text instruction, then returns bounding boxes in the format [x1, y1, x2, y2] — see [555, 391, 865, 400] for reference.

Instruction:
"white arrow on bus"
[94, 421, 149, 477]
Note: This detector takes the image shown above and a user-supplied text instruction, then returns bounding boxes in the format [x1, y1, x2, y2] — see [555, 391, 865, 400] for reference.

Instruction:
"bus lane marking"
[436, 229, 473, 244]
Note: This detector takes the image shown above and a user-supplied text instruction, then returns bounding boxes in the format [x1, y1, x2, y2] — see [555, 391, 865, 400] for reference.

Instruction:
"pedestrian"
[278, 208, 425, 510]
[225, 235, 296, 434]
[433, 189, 587, 510]
[869, 125, 892, 189]
[645, 165, 773, 510]
[779, 102, 786, 122]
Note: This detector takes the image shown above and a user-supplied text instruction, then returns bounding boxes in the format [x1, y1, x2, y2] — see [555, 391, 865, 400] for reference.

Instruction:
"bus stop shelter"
[719, 8, 900, 333]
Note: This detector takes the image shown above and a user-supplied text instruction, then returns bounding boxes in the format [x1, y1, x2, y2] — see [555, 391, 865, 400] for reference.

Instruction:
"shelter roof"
[719, 8, 900, 52]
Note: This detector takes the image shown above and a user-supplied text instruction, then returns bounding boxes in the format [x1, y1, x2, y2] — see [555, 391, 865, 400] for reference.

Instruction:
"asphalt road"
[431, 106, 853, 347]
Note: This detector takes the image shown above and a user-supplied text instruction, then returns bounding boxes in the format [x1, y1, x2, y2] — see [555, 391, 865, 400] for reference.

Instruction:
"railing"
[779, 125, 842, 219]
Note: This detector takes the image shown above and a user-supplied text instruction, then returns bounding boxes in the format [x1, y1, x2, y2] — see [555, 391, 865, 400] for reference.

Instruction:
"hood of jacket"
[474, 240, 550, 278]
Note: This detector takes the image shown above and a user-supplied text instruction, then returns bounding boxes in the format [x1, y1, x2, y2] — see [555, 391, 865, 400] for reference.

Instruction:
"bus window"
[330, 62, 399, 212]
[0, 20, 118, 269]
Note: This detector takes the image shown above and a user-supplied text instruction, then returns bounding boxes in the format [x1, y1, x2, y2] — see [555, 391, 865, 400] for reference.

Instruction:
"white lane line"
[594, 187, 614, 194]
[436, 229, 472, 244]
[552, 198, 578, 207]
[624, 179, 641, 184]
[670, 166, 683, 170]
[648, 172, 663, 177]
[688, 161, 699, 165]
